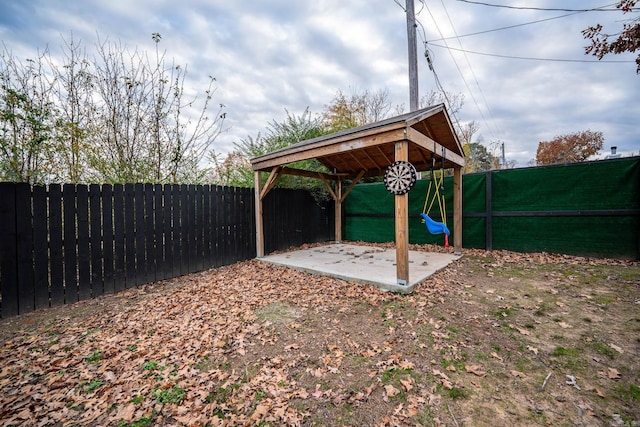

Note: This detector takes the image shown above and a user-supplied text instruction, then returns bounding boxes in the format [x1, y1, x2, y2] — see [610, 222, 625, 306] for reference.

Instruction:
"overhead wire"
[418, 0, 497, 141]
[427, 11, 586, 42]
[436, 0, 501, 140]
[427, 43, 637, 62]
[454, 0, 635, 12]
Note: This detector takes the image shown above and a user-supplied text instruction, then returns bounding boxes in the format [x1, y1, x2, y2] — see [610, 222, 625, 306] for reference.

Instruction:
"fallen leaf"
[555, 301, 565, 308]
[385, 384, 400, 397]
[445, 365, 456, 372]
[509, 370, 525, 378]
[609, 343, 623, 354]
[509, 324, 530, 335]
[113, 404, 136, 422]
[490, 352, 503, 362]
[312, 389, 323, 398]
[399, 378, 413, 392]
[607, 368, 621, 380]
[465, 364, 486, 377]
[557, 322, 572, 329]
[527, 345, 539, 355]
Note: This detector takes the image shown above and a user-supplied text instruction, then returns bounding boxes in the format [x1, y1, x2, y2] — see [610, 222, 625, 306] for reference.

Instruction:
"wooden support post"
[453, 166, 463, 255]
[395, 142, 409, 285]
[254, 171, 264, 258]
[335, 179, 342, 243]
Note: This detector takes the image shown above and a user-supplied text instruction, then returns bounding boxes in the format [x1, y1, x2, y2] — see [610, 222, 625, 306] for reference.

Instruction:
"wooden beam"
[395, 141, 409, 286]
[278, 166, 345, 181]
[453, 166, 463, 255]
[259, 166, 283, 200]
[251, 128, 406, 171]
[406, 127, 465, 167]
[318, 173, 338, 201]
[340, 170, 365, 203]
[254, 171, 264, 258]
[335, 179, 342, 243]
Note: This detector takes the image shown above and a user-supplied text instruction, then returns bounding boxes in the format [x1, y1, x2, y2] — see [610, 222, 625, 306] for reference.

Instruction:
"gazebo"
[250, 104, 465, 287]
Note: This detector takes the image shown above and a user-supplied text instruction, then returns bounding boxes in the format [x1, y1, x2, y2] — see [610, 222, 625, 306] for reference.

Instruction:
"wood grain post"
[254, 171, 264, 258]
[453, 166, 463, 255]
[335, 179, 342, 243]
[395, 141, 409, 285]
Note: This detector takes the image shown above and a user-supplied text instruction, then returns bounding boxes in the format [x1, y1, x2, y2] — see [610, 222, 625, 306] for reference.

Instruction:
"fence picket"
[77, 185, 91, 301]
[113, 184, 125, 292]
[0, 183, 18, 318]
[102, 184, 115, 294]
[144, 184, 155, 283]
[33, 185, 49, 310]
[124, 184, 135, 288]
[90, 184, 103, 298]
[63, 184, 78, 303]
[49, 184, 64, 306]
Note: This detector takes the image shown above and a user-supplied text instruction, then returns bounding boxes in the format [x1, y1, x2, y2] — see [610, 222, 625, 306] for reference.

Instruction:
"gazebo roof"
[250, 104, 464, 178]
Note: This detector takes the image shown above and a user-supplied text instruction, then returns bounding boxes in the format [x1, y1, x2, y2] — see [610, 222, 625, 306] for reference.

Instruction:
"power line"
[437, 0, 500, 140]
[427, 11, 585, 42]
[455, 0, 636, 12]
[427, 43, 637, 62]
[421, 1, 497, 140]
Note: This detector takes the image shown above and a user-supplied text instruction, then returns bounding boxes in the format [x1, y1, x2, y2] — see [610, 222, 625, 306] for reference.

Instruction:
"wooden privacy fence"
[0, 183, 333, 318]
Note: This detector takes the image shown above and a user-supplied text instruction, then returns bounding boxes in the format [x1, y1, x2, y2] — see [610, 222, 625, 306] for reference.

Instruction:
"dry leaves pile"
[0, 243, 638, 426]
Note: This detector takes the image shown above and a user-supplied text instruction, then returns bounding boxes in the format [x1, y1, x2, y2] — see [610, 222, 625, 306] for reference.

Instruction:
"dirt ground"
[0, 242, 638, 427]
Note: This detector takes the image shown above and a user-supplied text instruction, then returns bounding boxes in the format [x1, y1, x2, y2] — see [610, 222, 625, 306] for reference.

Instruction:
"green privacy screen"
[344, 156, 640, 259]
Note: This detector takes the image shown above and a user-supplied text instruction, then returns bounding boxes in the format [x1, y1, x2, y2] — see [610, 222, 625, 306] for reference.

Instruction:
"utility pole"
[406, 0, 419, 111]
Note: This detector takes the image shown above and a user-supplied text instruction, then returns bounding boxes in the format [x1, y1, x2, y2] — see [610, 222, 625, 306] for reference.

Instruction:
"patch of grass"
[127, 345, 138, 352]
[256, 302, 301, 325]
[494, 307, 514, 318]
[153, 385, 186, 405]
[590, 341, 617, 360]
[551, 347, 580, 357]
[442, 359, 465, 371]
[446, 387, 468, 399]
[381, 367, 413, 384]
[206, 383, 241, 404]
[118, 417, 153, 427]
[86, 350, 103, 364]
[77, 378, 103, 394]
[130, 395, 144, 404]
[615, 383, 640, 404]
[142, 361, 158, 370]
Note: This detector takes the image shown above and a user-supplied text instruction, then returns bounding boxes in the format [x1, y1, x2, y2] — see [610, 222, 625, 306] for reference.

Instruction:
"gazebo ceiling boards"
[250, 104, 465, 288]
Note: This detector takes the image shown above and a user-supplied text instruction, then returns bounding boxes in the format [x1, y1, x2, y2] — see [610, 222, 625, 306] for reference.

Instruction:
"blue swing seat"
[420, 213, 450, 236]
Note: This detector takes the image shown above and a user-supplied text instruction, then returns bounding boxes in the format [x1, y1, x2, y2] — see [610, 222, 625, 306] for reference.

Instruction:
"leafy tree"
[1, 33, 225, 184]
[583, 0, 640, 73]
[322, 88, 392, 132]
[0, 48, 54, 184]
[536, 130, 604, 165]
[211, 108, 329, 191]
[48, 35, 96, 183]
[463, 142, 495, 173]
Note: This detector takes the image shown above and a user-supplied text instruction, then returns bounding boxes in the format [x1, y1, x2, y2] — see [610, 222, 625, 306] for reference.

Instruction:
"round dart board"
[383, 161, 417, 195]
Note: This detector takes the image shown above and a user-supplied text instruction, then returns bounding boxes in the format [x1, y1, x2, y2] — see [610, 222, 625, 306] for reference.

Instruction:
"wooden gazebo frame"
[250, 104, 465, 286]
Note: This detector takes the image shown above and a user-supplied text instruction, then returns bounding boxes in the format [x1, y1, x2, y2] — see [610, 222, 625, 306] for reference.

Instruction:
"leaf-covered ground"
[0, 243, 638, 426]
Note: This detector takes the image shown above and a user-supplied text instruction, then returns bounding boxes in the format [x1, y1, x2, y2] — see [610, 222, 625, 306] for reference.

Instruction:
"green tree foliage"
[0, 33, 225, 184]
[463, 142, 495, 173]
[536, 130, 604, 166]
[0, 49, 54, 184]
[322, 88, 392, 132]
[583, 0, 640, 74]
[211, 108, 329, 191]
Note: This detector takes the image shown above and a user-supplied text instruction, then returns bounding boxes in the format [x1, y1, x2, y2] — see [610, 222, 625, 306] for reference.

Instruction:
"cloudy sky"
[1, 0, 638, 167]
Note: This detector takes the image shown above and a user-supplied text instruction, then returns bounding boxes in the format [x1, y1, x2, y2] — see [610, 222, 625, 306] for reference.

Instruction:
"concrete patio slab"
[258, 243, 461, 293]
